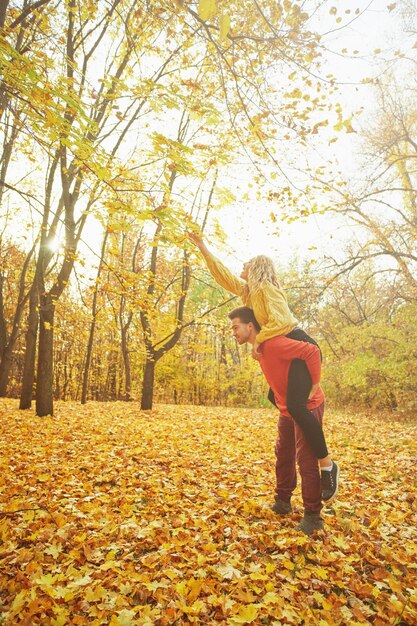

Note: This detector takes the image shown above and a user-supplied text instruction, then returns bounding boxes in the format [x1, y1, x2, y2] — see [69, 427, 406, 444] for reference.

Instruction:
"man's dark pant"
[275, 402, 325, 514]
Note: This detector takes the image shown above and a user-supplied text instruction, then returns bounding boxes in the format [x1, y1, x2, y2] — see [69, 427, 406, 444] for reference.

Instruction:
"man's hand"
[252, 341, 261, 360]
[308, 383, 320, 400]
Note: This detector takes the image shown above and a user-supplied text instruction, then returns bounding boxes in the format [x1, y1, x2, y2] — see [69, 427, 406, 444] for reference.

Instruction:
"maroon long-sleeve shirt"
[259, 335, 325, 417]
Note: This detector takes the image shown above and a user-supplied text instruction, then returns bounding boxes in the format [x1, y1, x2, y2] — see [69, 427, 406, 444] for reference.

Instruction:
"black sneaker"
[321, 462, 340, 503]
[296, 512, 324, 535]
[270, 498, 292, 515]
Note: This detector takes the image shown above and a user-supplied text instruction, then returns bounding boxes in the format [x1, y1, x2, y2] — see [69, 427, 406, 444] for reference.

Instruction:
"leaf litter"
[0, 399, 416, 625]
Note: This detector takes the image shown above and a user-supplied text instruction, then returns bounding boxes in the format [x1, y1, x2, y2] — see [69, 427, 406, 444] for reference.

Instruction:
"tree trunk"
[20, 287, 39, 409]
[81, 317, 96, 404]
[81, 230, 108, 404]
[121, 322, 132, 401]
[0, 346, 13, 396]
[219, 335, 227, 366]
[106, 354, 118, 400]
[0, 245, 35, 397]
[36, 293, 55, 416]
[62, 357, 69, 400]
[0, 274, 7, 355]
[0, 293, 32, 396]
[141, 357, 156, 410]
[0, 0, 10, 28]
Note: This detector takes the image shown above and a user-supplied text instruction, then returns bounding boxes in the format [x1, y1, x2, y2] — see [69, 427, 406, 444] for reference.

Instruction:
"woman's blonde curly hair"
[242, 255, 281, 299]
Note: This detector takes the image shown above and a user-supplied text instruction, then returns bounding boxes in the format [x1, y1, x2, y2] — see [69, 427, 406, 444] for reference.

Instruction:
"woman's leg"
[284, 329, 339, 501]
[287, 359, 340, 502]
[285, 328, 332, 464]
[286, 327, 321, 356]
[286, 358, 329, 459]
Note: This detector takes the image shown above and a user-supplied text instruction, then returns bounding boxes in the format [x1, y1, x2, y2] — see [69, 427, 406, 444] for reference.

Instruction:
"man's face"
[230, 317, 252, 344]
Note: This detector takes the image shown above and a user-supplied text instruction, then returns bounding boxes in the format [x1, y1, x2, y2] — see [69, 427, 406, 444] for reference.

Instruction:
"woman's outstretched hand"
[186, 229, 203, 247]
[186, 227, 211, 258]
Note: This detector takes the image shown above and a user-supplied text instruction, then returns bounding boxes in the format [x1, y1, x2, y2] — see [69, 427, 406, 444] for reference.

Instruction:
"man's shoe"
[321, 462, 340, 503]
[296, 512, 324, 535]
[270, 498, 292, 515]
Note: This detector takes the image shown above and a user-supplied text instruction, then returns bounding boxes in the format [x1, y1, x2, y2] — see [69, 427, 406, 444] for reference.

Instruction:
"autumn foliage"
[1, 399, 416, 625]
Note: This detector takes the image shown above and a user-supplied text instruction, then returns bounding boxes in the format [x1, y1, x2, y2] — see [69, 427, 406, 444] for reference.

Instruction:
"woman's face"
[240, 261, 251, 281]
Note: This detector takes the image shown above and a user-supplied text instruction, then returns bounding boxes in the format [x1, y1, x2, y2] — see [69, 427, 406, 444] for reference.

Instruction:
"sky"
[209, 0, 412, 273]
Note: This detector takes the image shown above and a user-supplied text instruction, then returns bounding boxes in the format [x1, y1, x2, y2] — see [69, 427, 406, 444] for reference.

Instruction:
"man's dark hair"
[228, 306, 261, 332]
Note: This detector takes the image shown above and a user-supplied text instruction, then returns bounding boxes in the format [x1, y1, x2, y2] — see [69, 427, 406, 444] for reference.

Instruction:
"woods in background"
[1, 236, 416, 413]
[0, 1, 416, 415]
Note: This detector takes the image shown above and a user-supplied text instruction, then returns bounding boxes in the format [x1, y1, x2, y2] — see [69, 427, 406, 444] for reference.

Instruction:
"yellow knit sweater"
[203, 251, 298, 343]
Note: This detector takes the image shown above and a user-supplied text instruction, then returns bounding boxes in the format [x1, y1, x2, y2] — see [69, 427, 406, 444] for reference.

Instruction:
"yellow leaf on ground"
[9, 590, 27, 615]
[232, 603, 259, 623]
[85, 585, 108, 602]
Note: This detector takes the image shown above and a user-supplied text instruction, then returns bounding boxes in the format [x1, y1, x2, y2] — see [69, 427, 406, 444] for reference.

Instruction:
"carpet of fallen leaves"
[0, 399, 416, 626]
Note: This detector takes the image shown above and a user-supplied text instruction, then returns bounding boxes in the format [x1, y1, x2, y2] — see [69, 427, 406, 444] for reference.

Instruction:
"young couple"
[188, 231, 340, 535]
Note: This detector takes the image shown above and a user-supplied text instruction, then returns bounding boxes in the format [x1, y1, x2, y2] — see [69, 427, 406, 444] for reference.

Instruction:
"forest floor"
[0, 398, 416, 625]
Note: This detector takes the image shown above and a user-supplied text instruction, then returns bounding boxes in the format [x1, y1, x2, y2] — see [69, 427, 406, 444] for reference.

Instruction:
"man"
[228, 306, 330, 535]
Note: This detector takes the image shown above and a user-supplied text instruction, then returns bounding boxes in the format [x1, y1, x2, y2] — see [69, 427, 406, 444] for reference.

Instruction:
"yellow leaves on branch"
[219, 13, 231, 42]
[197, 0, 230, 43]
[198, 0, 217, 21]
[0, 400, 416, 625]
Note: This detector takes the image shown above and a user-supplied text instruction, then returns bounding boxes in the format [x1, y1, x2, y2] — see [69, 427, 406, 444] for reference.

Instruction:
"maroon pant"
[275, 402, 325, 514]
